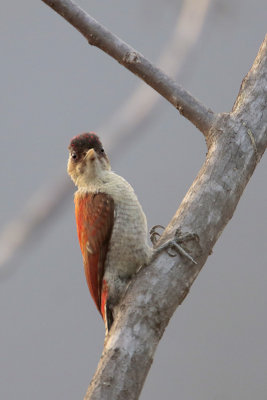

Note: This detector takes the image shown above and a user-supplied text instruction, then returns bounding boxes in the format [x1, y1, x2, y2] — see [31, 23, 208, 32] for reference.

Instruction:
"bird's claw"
[174, 228, 199, 245]
[150, 224, 165, 247]
[154, 228, 198, 265]
[166, 240, 197, 264]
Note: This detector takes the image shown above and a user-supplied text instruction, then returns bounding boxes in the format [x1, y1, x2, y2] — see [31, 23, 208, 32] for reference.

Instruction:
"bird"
[67, 132, 152, 332]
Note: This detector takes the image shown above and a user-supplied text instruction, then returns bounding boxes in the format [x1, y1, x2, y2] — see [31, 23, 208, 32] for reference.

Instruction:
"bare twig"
[41, 0, 215, 135]
[102, 0, 212, 146]
[0, 0, 211, 272]
[0, 176, 73, 275]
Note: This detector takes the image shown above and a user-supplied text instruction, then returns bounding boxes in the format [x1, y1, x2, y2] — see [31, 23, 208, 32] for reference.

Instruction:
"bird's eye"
[71, 152, 77, 160]
[100, 148, 104, 153]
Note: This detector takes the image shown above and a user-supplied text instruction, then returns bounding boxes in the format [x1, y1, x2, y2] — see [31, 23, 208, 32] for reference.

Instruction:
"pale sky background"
[0, 1, 266, 399]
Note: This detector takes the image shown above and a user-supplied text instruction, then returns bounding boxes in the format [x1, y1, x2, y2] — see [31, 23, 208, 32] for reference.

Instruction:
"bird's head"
[67, 132, 110, 187]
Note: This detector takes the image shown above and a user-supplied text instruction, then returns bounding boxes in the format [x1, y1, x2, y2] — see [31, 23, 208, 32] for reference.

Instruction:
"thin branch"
[0, 176, 73, 276]
[102, 0, 212, 149]
[84, 36, 267, 400]
[0, 0, 211, 273]
[41, 0, 215, 135]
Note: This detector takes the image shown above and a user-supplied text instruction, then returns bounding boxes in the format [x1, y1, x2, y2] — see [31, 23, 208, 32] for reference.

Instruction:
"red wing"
[74, 192, 114, 314]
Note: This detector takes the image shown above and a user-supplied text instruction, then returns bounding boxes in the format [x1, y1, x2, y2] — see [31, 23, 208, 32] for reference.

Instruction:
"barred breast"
[101, 172, 150, 274]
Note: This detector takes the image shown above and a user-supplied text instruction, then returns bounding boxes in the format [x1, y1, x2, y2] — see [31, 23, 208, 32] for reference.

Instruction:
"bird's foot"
[150, 225, 165, 247]
[153, 228, 198, 265]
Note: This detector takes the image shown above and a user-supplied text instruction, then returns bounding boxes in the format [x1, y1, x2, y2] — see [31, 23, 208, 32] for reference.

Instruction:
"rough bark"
[41, 1, 267, 398]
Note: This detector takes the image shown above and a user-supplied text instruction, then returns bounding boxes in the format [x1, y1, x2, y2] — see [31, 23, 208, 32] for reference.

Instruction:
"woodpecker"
[67, 133, 152, 332]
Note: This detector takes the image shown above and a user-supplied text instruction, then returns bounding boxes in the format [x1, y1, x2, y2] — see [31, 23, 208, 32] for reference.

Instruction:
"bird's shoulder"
[74, 191, 114, 225]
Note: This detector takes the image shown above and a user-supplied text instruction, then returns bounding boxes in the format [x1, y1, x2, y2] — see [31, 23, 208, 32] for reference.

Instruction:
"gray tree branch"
[84, 35, 267, 400]
[101, 0, 212, 145]
[41, 0, 215, 136]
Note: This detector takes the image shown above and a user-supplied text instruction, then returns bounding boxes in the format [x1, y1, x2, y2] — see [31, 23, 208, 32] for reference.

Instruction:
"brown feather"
[74, 192, 114, 315]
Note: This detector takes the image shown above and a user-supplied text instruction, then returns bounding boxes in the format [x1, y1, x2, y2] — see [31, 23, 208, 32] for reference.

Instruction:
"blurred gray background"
[0, 0, 266, 399]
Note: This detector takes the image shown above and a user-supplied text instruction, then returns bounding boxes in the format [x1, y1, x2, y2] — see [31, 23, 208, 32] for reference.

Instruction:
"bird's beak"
[86, 148, 96, 161]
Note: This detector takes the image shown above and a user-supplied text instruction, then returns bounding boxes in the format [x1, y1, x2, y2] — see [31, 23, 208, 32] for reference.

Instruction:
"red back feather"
[74, 192, 114, 317]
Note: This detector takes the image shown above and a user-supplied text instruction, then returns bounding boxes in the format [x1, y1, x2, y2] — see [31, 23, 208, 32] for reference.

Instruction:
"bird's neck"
[75, 170, 134, 204]
[76, 169, 110, 193]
